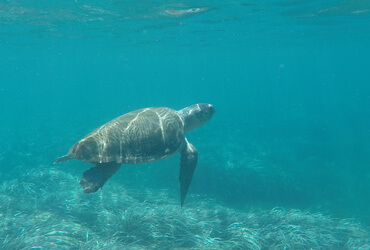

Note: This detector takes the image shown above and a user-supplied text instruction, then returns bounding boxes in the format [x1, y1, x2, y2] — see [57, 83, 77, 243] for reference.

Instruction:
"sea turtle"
[55, 103, 215, 207]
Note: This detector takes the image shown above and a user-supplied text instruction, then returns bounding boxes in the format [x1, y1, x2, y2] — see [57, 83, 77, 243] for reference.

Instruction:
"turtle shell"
[66, 107, 185, 164]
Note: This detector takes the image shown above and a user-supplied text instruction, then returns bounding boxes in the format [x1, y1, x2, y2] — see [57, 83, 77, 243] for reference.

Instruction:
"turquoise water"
[1, 0, 370, 248]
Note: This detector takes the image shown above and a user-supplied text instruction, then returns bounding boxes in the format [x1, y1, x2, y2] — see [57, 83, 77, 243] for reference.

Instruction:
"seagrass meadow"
[1, 129, 369, 249]
[0, 166, 369, 249]
[1, 0, 370, 249]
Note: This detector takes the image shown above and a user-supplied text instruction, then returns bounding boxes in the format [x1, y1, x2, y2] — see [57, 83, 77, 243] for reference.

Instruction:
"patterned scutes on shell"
[67, 107, 185, 164]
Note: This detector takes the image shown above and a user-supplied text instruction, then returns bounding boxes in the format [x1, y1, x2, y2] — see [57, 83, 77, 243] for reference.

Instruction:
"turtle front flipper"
[179, 139, 198, 207]
[80, 162, 121, 193]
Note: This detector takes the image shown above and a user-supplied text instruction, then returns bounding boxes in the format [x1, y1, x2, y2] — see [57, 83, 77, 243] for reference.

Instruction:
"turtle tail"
[54, 155, 71, 164]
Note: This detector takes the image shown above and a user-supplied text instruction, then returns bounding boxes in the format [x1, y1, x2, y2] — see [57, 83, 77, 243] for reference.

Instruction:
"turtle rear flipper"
[179, 139, 198, 207]
[80, 162, 121, 193]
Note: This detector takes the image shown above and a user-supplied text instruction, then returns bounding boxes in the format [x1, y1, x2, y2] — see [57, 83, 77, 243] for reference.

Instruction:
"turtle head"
[178, 104, 215, 132]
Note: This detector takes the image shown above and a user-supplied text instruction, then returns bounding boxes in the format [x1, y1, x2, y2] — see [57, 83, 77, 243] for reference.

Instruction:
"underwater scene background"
[1, 0, 370, 249]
